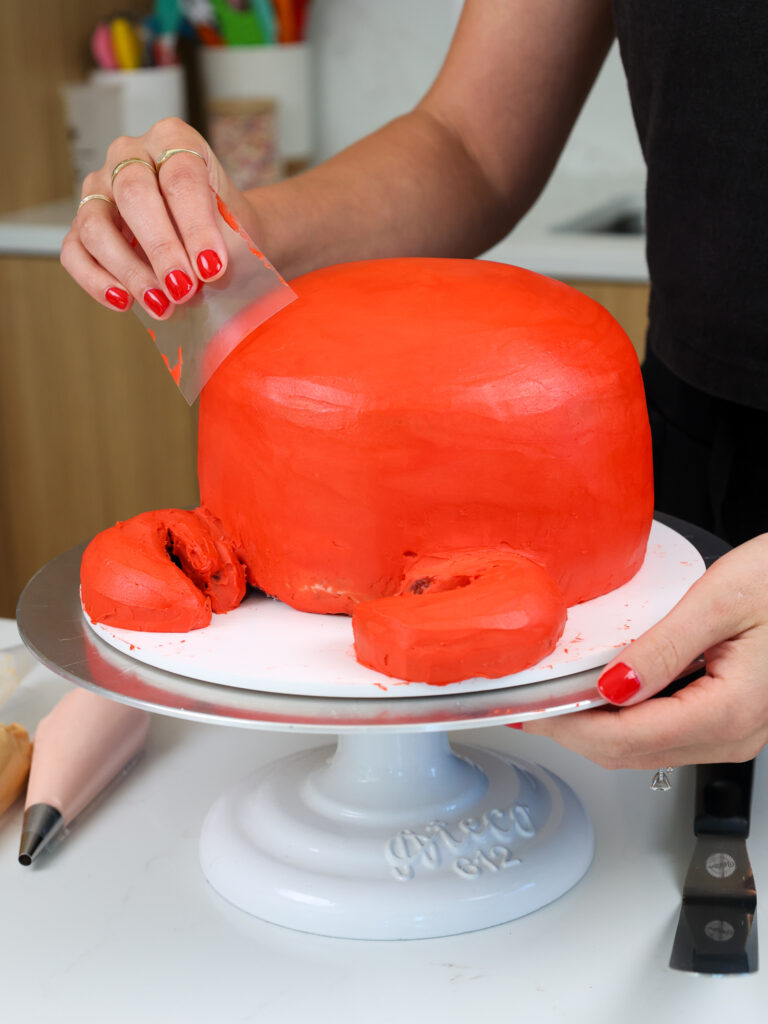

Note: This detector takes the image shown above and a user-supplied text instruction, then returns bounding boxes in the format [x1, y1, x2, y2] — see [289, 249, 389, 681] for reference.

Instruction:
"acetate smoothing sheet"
[133, 197, 296, 403]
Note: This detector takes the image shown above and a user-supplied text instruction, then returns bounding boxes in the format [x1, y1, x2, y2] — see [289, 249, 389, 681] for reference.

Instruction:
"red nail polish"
[165, 269, 193, 300]
[144, 288, 170, 316]
[105, 286, 129, 310]
[598, 662, 641, 704]
[506, 722, 524, 730]
[197, 249, 222, 279]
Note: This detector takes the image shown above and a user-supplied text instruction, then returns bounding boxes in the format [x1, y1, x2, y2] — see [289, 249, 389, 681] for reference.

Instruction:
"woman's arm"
[60, 0, 614, 313]
[251, 0, 615, 276]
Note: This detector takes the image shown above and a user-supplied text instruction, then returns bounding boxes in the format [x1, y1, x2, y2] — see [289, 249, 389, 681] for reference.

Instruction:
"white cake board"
[86, 520, 704, 698]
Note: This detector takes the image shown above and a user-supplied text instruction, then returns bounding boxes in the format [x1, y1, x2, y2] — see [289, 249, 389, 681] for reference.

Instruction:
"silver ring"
[650, 766, 675, 792]
[155, 147, 207, 172]
[77, 193, 116, 212]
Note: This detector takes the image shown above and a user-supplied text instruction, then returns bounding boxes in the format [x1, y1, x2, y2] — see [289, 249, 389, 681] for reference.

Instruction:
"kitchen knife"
[670, 759, 757, 974]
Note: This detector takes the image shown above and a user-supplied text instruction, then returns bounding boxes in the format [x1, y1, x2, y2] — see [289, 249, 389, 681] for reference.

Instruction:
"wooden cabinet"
[0, 0, 175, 616]
[0, 257, 199, 617]
[564, 279, 649, 363]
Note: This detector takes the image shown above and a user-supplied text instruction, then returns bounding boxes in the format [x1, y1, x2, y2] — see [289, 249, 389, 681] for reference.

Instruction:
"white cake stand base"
[199, 731, 593, 939]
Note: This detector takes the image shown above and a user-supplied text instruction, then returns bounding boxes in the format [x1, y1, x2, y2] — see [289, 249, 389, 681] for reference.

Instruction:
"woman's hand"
[60, 118, 251, 319]
[520, 532, 768, 767]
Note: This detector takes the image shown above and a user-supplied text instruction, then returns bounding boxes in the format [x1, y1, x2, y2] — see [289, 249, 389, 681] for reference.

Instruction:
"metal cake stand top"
[15, 515, 727, 733]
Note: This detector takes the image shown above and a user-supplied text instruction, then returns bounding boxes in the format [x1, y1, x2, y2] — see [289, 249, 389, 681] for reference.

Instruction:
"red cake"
[81, 258, 654, 683]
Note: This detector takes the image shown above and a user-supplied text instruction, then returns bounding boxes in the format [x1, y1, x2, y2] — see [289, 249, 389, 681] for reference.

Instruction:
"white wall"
[560, 40, 645, 178]
[309, 0, 644, 179]
[309, 0, 461, 160]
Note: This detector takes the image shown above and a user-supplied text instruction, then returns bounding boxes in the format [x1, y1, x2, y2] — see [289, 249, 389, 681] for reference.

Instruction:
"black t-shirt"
[612, 0, 768, 411]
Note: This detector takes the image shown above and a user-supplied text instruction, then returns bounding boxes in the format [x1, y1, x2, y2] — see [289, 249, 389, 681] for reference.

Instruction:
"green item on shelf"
[210, 0, 268, 45]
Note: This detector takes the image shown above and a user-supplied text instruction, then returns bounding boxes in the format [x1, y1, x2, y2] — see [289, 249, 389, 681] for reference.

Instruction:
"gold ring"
[77, 193, 117, 212]
[110, 157, 157, 186]
[155, 147, 207, 172]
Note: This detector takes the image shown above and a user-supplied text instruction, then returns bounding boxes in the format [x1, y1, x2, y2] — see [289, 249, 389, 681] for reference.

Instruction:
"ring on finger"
[155, 147, 207, 172]
[650, 766, 675, 792]
[111, 157, 158, 186]
[77, 193, 117, 213]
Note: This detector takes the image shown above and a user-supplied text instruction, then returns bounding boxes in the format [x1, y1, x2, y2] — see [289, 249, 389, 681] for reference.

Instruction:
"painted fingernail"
[144, 288, 170, 316]
[105, 286, 130, 310]
[165, 269, 193, 300]
[597, 662, 641, 704]
[197, 249, 222, 279]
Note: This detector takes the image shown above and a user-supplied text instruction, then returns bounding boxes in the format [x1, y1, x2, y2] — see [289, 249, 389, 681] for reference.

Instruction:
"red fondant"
[81, 258, 654, 682]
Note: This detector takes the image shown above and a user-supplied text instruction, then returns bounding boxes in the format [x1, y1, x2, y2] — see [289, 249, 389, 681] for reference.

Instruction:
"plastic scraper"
[133, 196, 297, 404]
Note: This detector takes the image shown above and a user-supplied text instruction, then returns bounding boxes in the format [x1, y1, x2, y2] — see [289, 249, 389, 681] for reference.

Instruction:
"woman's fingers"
[106, 137, 197, 306]
[60, 232, 131, 313]
[65, 189, 173, 320]
[155, 149, 227, 282]
[594, 534, 768, 708]
[63, 119, 232, 318]
[61, 197, 124, 311]
[119, 121, 228, 286]
[61, 197, 144, 314]
[522, 534, 768, 769]
[522, 671, 768, 769]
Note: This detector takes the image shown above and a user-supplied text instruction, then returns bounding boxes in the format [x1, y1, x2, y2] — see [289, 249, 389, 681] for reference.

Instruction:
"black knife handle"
[694, 760, 755, 838]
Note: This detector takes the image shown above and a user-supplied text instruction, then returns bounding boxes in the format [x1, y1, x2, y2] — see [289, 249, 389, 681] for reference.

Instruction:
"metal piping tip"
[18, 804, 63, 866]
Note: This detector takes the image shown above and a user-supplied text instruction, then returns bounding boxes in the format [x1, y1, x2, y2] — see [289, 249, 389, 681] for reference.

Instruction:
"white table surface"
[485, 171, 648, 282]
[2, 618, 764, 1024]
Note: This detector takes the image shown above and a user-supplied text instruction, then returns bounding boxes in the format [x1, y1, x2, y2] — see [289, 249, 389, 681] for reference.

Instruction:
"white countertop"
[1, 617, 763, 1023]
[485, 171, 648, 282]
[0, 198, 75, 258]
[0, 173, 648, 281]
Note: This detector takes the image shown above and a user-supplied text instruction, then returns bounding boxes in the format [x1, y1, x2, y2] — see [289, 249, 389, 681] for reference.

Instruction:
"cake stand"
[16, 514, 724, 940]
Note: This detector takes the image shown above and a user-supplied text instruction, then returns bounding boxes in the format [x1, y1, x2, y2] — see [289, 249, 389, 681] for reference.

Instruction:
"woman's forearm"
[61, 0, 614, 311]
[244, 0, 614, 280]
[245, 107, 517, 281]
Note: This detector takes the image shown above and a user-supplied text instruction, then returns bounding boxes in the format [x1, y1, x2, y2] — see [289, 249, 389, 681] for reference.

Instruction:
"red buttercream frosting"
[80, 507, 245, 631]
[353, 550, 568, 684]
[81, 258, 653, 683]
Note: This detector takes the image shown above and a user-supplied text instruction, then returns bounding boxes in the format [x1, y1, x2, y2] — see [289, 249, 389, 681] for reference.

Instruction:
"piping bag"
[133, 196, 297, 404]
